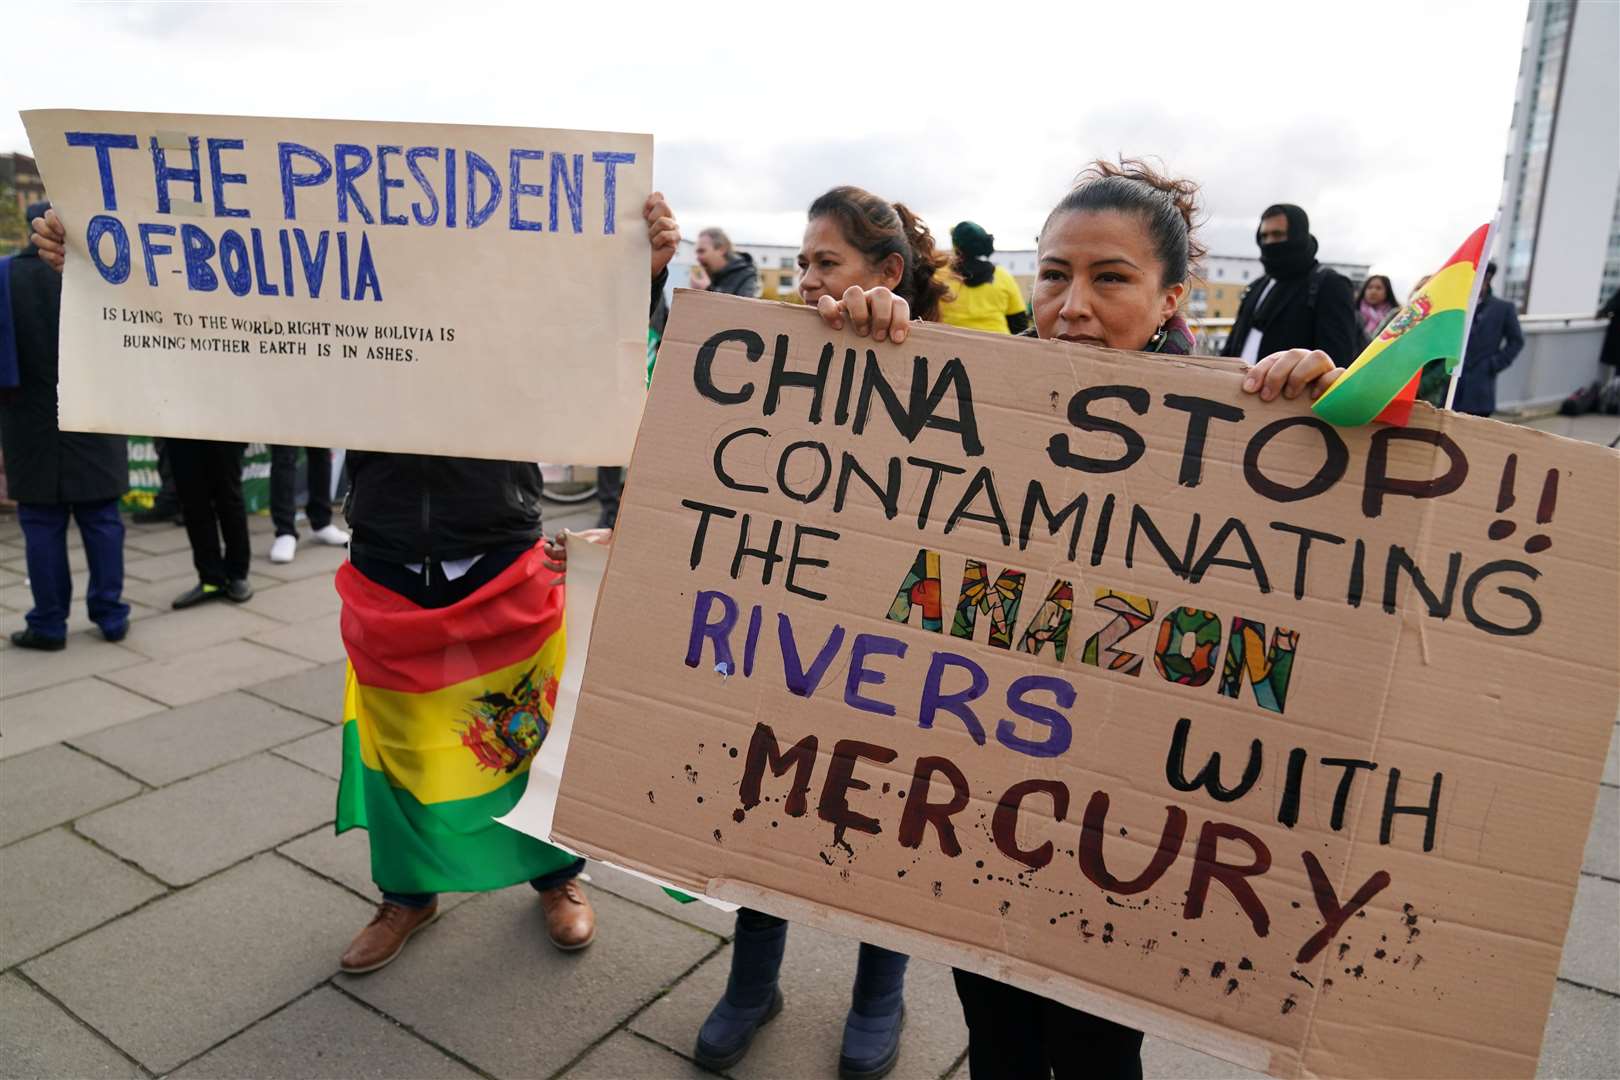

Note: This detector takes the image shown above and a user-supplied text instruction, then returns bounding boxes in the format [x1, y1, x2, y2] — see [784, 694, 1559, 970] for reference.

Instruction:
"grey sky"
[3, 0, 1529, 295]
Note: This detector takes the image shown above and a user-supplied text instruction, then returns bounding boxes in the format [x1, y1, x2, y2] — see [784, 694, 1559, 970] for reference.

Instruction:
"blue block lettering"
[206, 138, 249, 218]
[64, 132, 138, 211]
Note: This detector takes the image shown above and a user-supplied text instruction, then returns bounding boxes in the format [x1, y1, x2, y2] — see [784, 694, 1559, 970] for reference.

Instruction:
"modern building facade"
[1497, 0, 1620, 313]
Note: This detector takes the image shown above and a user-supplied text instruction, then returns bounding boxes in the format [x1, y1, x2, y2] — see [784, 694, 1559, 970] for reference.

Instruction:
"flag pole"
[1441, 213, 1502, 412]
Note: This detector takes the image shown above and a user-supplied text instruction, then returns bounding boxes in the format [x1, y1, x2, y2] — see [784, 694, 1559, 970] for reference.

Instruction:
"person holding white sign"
[816, 159, 1342, 1080]
[692, 185, 951, 1080]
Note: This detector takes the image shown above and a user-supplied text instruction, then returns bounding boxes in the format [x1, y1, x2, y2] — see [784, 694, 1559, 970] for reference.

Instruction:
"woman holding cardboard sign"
[816, 159, 1340, 1079]
[691, 185, 949, 1080]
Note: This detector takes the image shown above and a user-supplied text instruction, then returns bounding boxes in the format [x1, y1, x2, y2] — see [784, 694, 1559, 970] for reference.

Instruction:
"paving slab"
[1558, 874, 1619, 993]
[122, 548, 209, 584]
[0, 677, 165, 760]
[117, 572, 279, 613]
[582, 862, 735, 939]
[76, 753, 336, 886]
[249, 611, 346, 663]
[561, 1030, 713, 1079]
[0, 745, 143, 846]
[101, 639, 312, 707]
[1141, 1036, 1267, 1079]
[275, 828, 477, 914]
[1583, 784, 1618, 880]
[70, 690, 325, 786]
[0, 639, 149, 699]
[630, 920, 968, 1080]
[272, 723, 345, 780]
[122, 525, 195, 556]
[23, 854, 370, 1075]
[244, 659, 347, 723]
[253, 543, 348, 582]
[0, 972, 142, 1079]
[1, 596, 161, 643]
[1537, 980, 1620, 1080]
[339, 886, 716, 1077]
[0, 828, 166, 970]
[1605, 725, 1618, 788]
[246, 574, 342, 623]
[171, 985, 479, 1079]
[117, 602, 280, 662]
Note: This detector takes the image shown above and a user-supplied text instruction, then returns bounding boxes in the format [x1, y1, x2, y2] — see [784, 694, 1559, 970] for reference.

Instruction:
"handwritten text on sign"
[22, 110, 653, 463]
[549, 292, 1619, 1079]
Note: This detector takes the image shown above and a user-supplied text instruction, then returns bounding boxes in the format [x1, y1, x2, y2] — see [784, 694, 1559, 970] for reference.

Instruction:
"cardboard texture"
[547, 292, 1619, 1079]
[20, 109, 652, 464]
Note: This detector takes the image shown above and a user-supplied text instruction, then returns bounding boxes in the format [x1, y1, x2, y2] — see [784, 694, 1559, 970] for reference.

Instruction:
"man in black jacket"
[692, 227, 760, 297]
[1221, 204, 1360, 367]
[2, 202, 131, 650]
[332, 192, 680, 974]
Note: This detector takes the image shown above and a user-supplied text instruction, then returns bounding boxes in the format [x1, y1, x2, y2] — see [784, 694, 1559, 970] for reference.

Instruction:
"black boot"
[839, 944, 908, 1080]
[694, 910, 787, 1071]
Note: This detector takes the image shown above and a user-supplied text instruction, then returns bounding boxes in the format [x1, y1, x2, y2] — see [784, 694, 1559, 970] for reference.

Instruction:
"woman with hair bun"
[938, 221, 1030, 334]
[817, 158, 1340, 1079]
[693, 184, 948, 1080]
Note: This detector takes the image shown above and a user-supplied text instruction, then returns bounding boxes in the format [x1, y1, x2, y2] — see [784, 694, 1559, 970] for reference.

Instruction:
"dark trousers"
[270, 445, 333, 537]
[953, 968, 1143, 1080]
[736, 906, 909, 979]
[596, 465, 623, 529]
[17, 500, 129, 640]
[352, 541, 583, 904]
[169, 439, 250, 587]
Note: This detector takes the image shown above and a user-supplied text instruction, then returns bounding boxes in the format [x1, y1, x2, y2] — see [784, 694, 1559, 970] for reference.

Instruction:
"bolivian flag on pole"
[334, 544, 577, 894]
[1312, 223, 1491, 427]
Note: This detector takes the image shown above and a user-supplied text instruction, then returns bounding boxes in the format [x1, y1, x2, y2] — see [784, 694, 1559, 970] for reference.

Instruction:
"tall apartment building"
[1497, 0, 1620, 313]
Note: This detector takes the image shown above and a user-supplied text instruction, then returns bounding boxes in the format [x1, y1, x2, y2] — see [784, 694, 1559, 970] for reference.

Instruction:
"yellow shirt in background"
[938, 265, 1026, 333]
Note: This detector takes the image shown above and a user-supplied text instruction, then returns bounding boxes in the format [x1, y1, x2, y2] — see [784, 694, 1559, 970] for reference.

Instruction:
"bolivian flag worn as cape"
[1312, 224, 1489, 427]
[335, 543, 576, 894]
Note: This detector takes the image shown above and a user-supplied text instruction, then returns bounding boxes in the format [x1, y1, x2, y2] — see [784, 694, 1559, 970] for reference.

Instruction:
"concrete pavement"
[1, 478, 1617, 1079]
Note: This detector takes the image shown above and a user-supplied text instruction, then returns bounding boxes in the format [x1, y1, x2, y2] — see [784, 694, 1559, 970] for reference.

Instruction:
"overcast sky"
[3, 0, 1529, 295]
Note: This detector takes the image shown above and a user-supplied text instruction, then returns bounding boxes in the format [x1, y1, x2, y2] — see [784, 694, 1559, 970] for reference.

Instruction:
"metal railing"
[1185, 314, 1609, 415]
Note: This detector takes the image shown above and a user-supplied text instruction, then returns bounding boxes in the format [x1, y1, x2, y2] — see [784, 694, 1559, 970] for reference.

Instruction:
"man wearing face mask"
[1221, 203, 1359, 367]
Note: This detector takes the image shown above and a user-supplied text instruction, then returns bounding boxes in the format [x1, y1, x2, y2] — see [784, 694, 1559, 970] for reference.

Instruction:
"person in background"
[1355, 273, 1400, 342]
[937, 221, 1030, 334]
[163, 438, 254, 608]
[690, 227, 761, 297]
[1221, 203, 1359, 366]
[267, 445, 349, 563]
[690, 185, 948, 1080]
[2, 201, 131, 650]
[1451, 260, 1523, 417]
[817, 158, 1344, 1080]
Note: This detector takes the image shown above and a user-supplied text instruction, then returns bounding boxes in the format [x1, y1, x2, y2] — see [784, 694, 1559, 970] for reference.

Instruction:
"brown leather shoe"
[340, 901, 439, 974]
[538, 879, 596, 951]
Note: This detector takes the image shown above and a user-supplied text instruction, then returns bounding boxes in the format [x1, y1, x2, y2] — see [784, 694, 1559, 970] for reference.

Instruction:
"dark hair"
[808, 186, 949, 322]
[1040, 158, 1205, 287]
[1357, 274, 1399, 309]
[951, 221, 997, 287]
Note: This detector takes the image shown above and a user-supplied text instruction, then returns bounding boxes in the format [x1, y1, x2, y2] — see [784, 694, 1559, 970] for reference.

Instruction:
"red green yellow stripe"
[1313, 224, 1489, 427]
[333, 543, 575, 894]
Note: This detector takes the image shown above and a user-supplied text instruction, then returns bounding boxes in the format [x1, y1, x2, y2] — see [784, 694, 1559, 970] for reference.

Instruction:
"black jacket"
[1221, 264, 1360, 367]
[708, 253, 760, 298]
[344, 269, 669, 563]
[0, 245, 128, 505]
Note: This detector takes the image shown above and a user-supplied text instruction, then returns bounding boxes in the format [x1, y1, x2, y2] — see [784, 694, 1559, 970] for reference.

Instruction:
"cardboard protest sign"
[20, 109, 652, 463]
[544, 291, 1619, 1078]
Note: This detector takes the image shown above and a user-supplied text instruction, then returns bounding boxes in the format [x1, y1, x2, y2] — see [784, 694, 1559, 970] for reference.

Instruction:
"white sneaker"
[269, 534, 298, 564]
[311, 524, 351, 547]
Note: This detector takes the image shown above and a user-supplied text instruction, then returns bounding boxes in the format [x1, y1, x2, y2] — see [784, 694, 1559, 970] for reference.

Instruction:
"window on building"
[780, 256, 794, 269]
